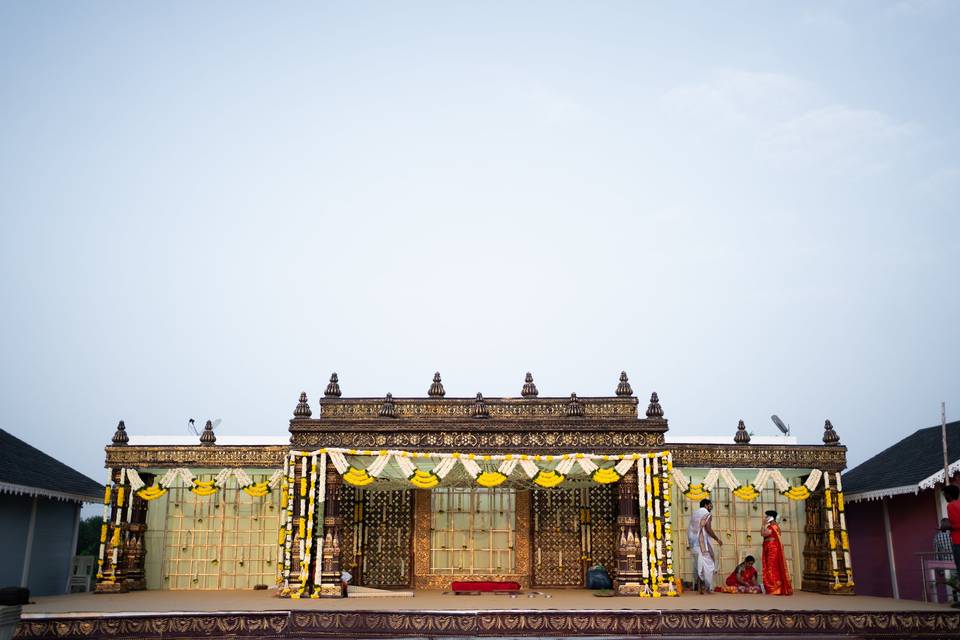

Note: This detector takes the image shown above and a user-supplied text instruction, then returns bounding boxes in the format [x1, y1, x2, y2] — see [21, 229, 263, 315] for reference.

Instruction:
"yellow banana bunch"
[137, 485, 168, 501]
[782, 486, 810, 501]
[343, 467, 375, 487]
[592, 467, 621, 484]
[533, 470, 565, 488]
[732, 484, 760, 501]
[476, 471, 507, 487]
[242, 481, 272, 497]
[409, 469, 439, 489]
[191, 480, 218, 497]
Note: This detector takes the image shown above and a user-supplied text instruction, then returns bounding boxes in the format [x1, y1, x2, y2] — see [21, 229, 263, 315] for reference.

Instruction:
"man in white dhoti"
[687, 498, 722, 594]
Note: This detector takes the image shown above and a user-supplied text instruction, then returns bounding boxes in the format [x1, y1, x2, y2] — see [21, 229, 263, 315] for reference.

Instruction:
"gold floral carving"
[669, 444, 847, 471]
[291, 430, 665, 453]
[317, 397, 640, 420]
[16, 609, 960, 638]
[104, 446, 287, 469]
[104, 442, 845, 473]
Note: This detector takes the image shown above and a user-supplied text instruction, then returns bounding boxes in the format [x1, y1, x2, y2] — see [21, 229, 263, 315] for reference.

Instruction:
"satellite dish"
[771, 414, 790, 436]
[188, 418, 222, 435]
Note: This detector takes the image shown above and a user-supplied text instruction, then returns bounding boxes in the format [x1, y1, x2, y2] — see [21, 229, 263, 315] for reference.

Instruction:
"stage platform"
[14, 589, 960, 639]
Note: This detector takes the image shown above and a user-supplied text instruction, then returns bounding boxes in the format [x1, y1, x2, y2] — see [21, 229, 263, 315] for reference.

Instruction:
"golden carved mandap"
[94, 372, 854, 598]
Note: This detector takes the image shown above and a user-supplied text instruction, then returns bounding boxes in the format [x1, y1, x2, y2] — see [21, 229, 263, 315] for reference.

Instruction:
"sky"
[1, 1, 958, 491]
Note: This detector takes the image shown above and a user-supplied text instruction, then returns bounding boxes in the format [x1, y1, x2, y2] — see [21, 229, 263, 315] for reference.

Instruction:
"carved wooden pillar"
[801, 485, 831, 593]
[95, 468, 130, 593]
[614, 467, 643, 594]
[801, 476, 854, 595]
[121, 474, 150, 591]
[319, 462, 344, 597]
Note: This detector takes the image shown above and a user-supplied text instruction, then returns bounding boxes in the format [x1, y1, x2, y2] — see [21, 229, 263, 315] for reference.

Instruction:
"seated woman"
[716, 555, 762, 593]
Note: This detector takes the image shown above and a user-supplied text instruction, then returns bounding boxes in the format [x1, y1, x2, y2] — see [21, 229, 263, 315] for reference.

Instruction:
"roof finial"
[293, 392, 312, 418]
[200, 420, 216, 445]
[822, 419, 840, 445]
[567, 393, 584, 417]
[324, 373, 341, 398]
[379, 393, 397, 418]
[429, 372, 445, 398]
[473, 393, 489, 419]
[734, 419, 751, 444]
[111, 420, 129, 446]
[646, 392, 664, 419]
[616, 371, 633, 397]
[522, 372, 538, 398]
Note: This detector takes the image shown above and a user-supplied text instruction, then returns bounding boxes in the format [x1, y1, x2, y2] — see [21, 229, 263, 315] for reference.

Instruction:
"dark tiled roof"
[842, 420, 960, 495]
[0, 429, 104, 501]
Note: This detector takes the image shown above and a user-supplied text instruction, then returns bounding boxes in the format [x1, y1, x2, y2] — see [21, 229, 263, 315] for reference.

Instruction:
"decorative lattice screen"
[532, 489, 583, 586]
[360, 489, 412, 588]
[588, 484, 618, 574]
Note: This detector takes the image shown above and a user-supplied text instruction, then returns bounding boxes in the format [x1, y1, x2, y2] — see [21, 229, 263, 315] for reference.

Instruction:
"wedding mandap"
[93, 372, 854, 598]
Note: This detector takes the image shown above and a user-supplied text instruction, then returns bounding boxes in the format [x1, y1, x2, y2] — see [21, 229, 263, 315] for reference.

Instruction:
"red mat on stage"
[451, 580, 522, 593]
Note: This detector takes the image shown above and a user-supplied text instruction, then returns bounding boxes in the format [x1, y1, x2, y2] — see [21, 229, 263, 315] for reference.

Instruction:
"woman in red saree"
[716, 555, 762, 593]
[761, 510, 793, 595]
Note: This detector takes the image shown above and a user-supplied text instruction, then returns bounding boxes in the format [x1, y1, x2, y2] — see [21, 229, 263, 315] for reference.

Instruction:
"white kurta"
[687, 507, 716, 590]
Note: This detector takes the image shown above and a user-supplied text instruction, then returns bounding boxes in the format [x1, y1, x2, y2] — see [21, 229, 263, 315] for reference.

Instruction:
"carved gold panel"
[105, 446, 287, 469]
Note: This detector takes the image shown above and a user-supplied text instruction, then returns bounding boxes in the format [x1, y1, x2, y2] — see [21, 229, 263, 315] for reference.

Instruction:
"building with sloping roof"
[0, 429, 104, 596]
[844, 420, 960, 601]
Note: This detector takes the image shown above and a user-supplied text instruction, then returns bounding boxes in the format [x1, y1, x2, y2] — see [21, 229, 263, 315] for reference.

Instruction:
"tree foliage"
[76, 516, 103, 557]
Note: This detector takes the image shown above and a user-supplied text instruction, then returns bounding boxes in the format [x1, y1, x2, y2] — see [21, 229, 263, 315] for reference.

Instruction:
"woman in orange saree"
[761, 510, 793, 595]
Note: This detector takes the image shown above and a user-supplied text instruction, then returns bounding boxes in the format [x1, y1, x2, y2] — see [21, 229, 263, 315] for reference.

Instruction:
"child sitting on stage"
[716, 555, 762, 593]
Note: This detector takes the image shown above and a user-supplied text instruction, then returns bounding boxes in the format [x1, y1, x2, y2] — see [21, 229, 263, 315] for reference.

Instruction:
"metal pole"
[943, 402, 950, 487]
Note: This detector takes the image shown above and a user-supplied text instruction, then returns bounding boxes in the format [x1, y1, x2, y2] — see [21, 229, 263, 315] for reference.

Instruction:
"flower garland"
[649, 455, 662, 597]
[276, 455, 288, 587]
[637, 457, 649, 590]
[315, 448, 668, 490]
[292, 454, 318, 599]
[824, 471, 841, 589]
[291, 455, 308, 594]
[108, 468, 127, 582]
[96, 468, 113, 581]
[279, 454, 296, 594]
[133, 467, 283, 500]
[460, 456, 519, 487]
[827, 471, 854, 590]
[675, 467, 826, 502]
[641, 455, 659, 597]
[311, 452, 327, 598]
[661, 452, 677, 596]
[394, 453, 459, 489]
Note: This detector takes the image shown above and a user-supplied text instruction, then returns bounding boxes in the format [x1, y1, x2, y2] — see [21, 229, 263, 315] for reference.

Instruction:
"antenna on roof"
[771, 415, 790, 437]
[942, 401, 950, 490]
[188, 418, 221, 436]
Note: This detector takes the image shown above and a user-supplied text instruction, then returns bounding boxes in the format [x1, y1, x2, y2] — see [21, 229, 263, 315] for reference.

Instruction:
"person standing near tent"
[761, 510, 793, 595]
[687, 498, 722, 594]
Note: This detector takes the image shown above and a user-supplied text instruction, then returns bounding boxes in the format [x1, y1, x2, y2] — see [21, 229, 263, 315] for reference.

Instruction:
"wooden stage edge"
[15, 591, 960, 639]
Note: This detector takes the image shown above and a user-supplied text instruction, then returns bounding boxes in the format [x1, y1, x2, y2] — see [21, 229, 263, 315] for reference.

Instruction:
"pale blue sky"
[1, 1, 958, 487]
